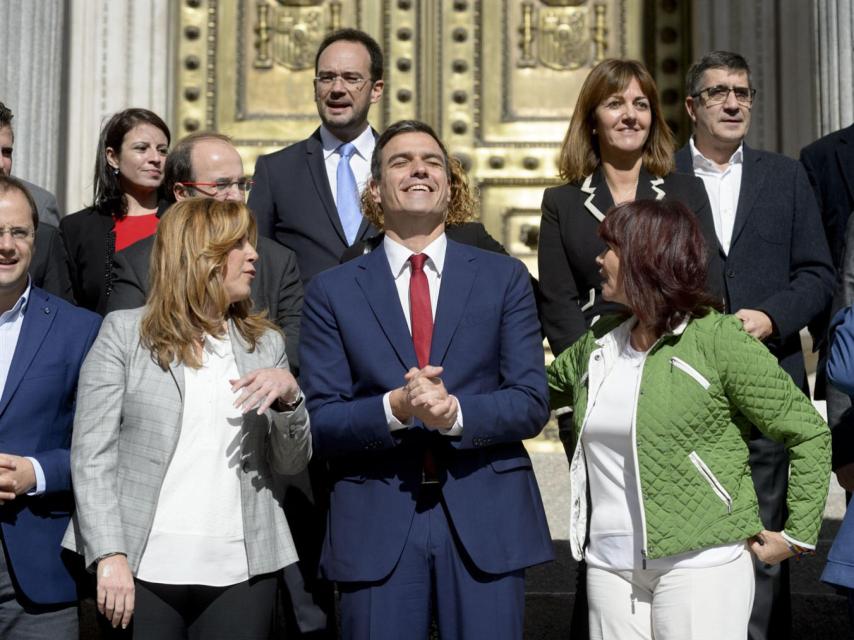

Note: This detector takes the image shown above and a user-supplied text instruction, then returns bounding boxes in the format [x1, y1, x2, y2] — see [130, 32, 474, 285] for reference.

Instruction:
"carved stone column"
[691, 0, 818, 157]
[63, 0, 175, 213]
[0, 0, 65, 199]
[815, 0, 854, 135]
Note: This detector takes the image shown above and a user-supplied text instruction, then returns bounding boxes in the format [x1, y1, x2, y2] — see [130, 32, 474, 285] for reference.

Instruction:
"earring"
[592, 128, 597, 135]
[112, 167, 119, 176]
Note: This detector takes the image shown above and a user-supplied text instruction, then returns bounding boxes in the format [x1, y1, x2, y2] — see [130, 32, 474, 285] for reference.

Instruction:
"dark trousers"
[133, 574, 277, 640]
[748, 435, 792, 640]
[338, 489, 525, 640]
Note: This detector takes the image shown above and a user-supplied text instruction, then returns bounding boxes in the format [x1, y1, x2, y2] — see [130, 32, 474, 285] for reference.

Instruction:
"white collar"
[320, 124, 376, 162]
[689, 137, 743, 170]
[383, 233, 448, 279]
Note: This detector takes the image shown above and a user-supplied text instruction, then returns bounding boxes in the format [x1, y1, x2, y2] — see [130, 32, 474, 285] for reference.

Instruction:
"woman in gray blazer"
[63, 198, 311, 638]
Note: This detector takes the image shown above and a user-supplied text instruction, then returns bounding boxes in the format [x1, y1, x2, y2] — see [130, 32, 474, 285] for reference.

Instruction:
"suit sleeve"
[755, 163, 835, 338]
[42, 192, 61, 228]
[33, 224, 75, 304]
[248, 155, 276, 239]
[107, 249, 146, 312]
[538, 188, 587, 354]
[68, 313, 133, 566]
[33, 313, 102, 493]
[300, 276, 399, 458]
[453, 260, 550, 449]
[273, 247, 304, 375]
[715, 316, 830, 547]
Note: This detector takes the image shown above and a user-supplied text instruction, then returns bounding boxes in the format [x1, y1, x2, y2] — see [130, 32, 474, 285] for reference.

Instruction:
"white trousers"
[587, 549, 755, 640]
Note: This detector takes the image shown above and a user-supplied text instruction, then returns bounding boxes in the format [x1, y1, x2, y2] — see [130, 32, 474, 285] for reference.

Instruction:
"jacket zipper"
[631, 354, 650, 569]
[670, 357, 711, 390]
[689, 451, 733, 513]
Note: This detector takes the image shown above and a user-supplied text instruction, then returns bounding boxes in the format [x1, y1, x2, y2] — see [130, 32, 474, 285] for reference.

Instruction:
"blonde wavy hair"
[359, 120, 478, 229]
[557, 59, 675, 183]
[140, 198, 277, 369]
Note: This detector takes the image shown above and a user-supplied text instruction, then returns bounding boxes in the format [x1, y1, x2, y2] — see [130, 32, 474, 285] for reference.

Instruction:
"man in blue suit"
[301, 120, 553, 639]
[0, 176, 101, 637]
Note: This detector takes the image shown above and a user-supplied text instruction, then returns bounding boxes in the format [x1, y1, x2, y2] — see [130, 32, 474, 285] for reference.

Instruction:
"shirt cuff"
[25, 457, 46, 496]
[441, 396, 463, 436]
[383, 391, 412, 432]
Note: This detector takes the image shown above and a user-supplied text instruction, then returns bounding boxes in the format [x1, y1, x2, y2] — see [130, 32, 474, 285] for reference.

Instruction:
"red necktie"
[409, 254, 432, 367]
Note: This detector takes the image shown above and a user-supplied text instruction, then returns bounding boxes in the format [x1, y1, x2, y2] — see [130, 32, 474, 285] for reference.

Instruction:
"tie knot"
[409, 253, 428, 272]
[338, 142, 356, 159]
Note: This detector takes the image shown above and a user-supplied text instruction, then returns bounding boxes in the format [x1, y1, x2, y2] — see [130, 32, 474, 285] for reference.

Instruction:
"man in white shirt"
[249, 28, 384, 284]
[674, 50, 834, 640]
[0, 176, 101, 638]
[300, 120, 553, 640]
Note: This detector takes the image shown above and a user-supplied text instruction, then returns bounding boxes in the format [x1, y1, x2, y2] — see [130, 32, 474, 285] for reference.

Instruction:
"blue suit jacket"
[300, 239, 554, 582]
[0, 287, 101, 604]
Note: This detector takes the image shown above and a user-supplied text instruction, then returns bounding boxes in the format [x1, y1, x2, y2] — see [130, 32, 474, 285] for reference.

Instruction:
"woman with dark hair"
[538, 59, 721, 362]
[60, 108, 170, 313]
[63, 198, 310, 638]
[547, 199, 829, 640]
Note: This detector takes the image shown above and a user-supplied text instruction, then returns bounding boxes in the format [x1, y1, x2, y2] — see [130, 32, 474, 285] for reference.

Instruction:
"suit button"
[242, 460, 250, 472]
[727, 269, 735, 278]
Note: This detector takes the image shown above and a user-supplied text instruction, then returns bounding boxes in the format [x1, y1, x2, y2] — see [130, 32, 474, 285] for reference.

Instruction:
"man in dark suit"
[675, 51, 835, 640]
[249, 28, 384, 284]
[301, 120, 553, 639]
[0, 176, 101, 638]
[0, 102, 73, 301]
[107, 132, 303, 371]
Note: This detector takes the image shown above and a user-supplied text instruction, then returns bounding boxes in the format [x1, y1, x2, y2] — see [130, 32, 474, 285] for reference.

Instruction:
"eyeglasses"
[693, 85, 757, 107]
[180, 178, 254, 196]
[314, 73, 370, 91]
[0, 226, 34, 241]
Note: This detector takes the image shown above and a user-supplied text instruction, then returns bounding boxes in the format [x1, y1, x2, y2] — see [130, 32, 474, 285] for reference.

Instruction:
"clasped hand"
[230, 367, 301, 415]
[0, 453, 35, 504]
[391, 365, 458, 430]
[748, 530, 796, 565]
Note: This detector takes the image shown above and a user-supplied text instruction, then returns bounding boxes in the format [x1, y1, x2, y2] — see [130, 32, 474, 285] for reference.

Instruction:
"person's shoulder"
[801, 123, 854, 158]
[59, 205, 105, 233]
[450, 239, 525, 278]
[30, 287, 101, 328]
[543, 181, 583, 199]
[660, 170, 705, 192]
[257, 235, 297, 261]
[255, 131, 318, 165]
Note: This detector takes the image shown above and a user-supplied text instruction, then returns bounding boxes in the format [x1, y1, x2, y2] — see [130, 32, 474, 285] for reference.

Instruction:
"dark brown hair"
[598, 199, 721, 335]
[163, 131, 234, 203]
[0, 175, 39, 229]
[557, 59, 674, 183]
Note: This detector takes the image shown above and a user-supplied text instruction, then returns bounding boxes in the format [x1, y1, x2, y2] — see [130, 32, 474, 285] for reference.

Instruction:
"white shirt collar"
[689, 137, 743, 171]
[383, 233, 448, 279]
[0, 279, 31, 323]
[201, 331, 232, 360]
[320, 124, 375, 162]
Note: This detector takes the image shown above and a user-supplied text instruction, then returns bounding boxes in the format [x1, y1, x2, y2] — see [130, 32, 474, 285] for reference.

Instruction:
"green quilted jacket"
[548, 311, 830, 562]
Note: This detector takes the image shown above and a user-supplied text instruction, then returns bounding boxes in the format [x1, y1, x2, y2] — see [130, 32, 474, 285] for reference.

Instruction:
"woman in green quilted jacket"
[547, 198, 830, 640]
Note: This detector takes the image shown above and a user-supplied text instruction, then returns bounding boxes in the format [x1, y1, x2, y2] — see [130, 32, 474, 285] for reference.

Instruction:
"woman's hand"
[231, 367, 300, 415]
[748, 530, 795, 565]
[97, 554, 135, 629]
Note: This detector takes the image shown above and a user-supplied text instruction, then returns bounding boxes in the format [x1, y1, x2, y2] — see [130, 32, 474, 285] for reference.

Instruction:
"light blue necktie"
[336, 142, 362, 245]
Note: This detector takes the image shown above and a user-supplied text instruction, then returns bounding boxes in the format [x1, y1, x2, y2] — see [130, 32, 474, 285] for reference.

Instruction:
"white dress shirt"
[136, 333, 249, 586]
[381, 233, 463, 436]
[0, 280, 46, 494]
[320, 124, 375, 206]
[689, 137, 744, 254]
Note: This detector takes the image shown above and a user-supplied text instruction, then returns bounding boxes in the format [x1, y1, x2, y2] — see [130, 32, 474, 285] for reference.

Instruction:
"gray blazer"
[62, 308, 311, 576]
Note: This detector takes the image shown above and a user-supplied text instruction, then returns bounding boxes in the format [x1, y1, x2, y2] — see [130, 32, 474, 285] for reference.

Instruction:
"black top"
[537, 167, 722, 356]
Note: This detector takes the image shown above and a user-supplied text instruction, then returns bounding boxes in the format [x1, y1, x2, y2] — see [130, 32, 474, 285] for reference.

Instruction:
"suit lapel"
[430, 241, 476, 366]
[730, 145, 764, 248]
[0, 290, 55, 418]
[580, 169, 613, 222]
[635, 167, 666, 200]
[305, 130, 348, 245]
[835, 125, 854, 207]
[355, 246, 418, 370]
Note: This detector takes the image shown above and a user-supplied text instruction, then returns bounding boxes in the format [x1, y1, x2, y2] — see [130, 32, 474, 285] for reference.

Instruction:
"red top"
[113, 212, 159, 252]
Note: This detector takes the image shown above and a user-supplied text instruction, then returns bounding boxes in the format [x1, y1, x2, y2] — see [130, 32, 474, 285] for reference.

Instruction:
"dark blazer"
[59, 206, 115, 314]
[300, 240, 554, 582]
[339, 222, 508, 263]
[107, 234, 304, 373]
[31, 222, 74, 303]
[0, 287, 100, 604]
[538, 167, 722, 356]
[249, 127, 377, 284]
[800, 123, 854, 270]
[19, 179, 61, 227]
[675, 144, 835, 389]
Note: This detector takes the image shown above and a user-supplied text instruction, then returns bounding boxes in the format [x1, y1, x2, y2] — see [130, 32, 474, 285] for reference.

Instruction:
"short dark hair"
[362, 119, 478, 228]
[598, 199, 721, 335]
[0, 175, 40, 230]
[93, 108, 171, 218]
[315, 28, 384, 82]
[686, 51, 752, 97]
[0, 102, 13, 131]
[163, 131, 234, 203]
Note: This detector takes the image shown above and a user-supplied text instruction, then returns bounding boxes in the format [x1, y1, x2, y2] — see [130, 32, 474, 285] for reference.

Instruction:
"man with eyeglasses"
[248, 28, 384, 284]
[107, 132, 303, 372]
[0, 175, 101, 638]
[675, 50, 834, 640]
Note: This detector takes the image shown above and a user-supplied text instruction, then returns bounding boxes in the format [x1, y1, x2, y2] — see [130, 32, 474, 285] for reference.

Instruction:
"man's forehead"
[701, 67, 749, 85]
[317, 40, 371, 72]
[190, 140, 244, 178]
[382, 132, 444, 159]
[0, 126, 12, 146]
[0, 190, 33, 220]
